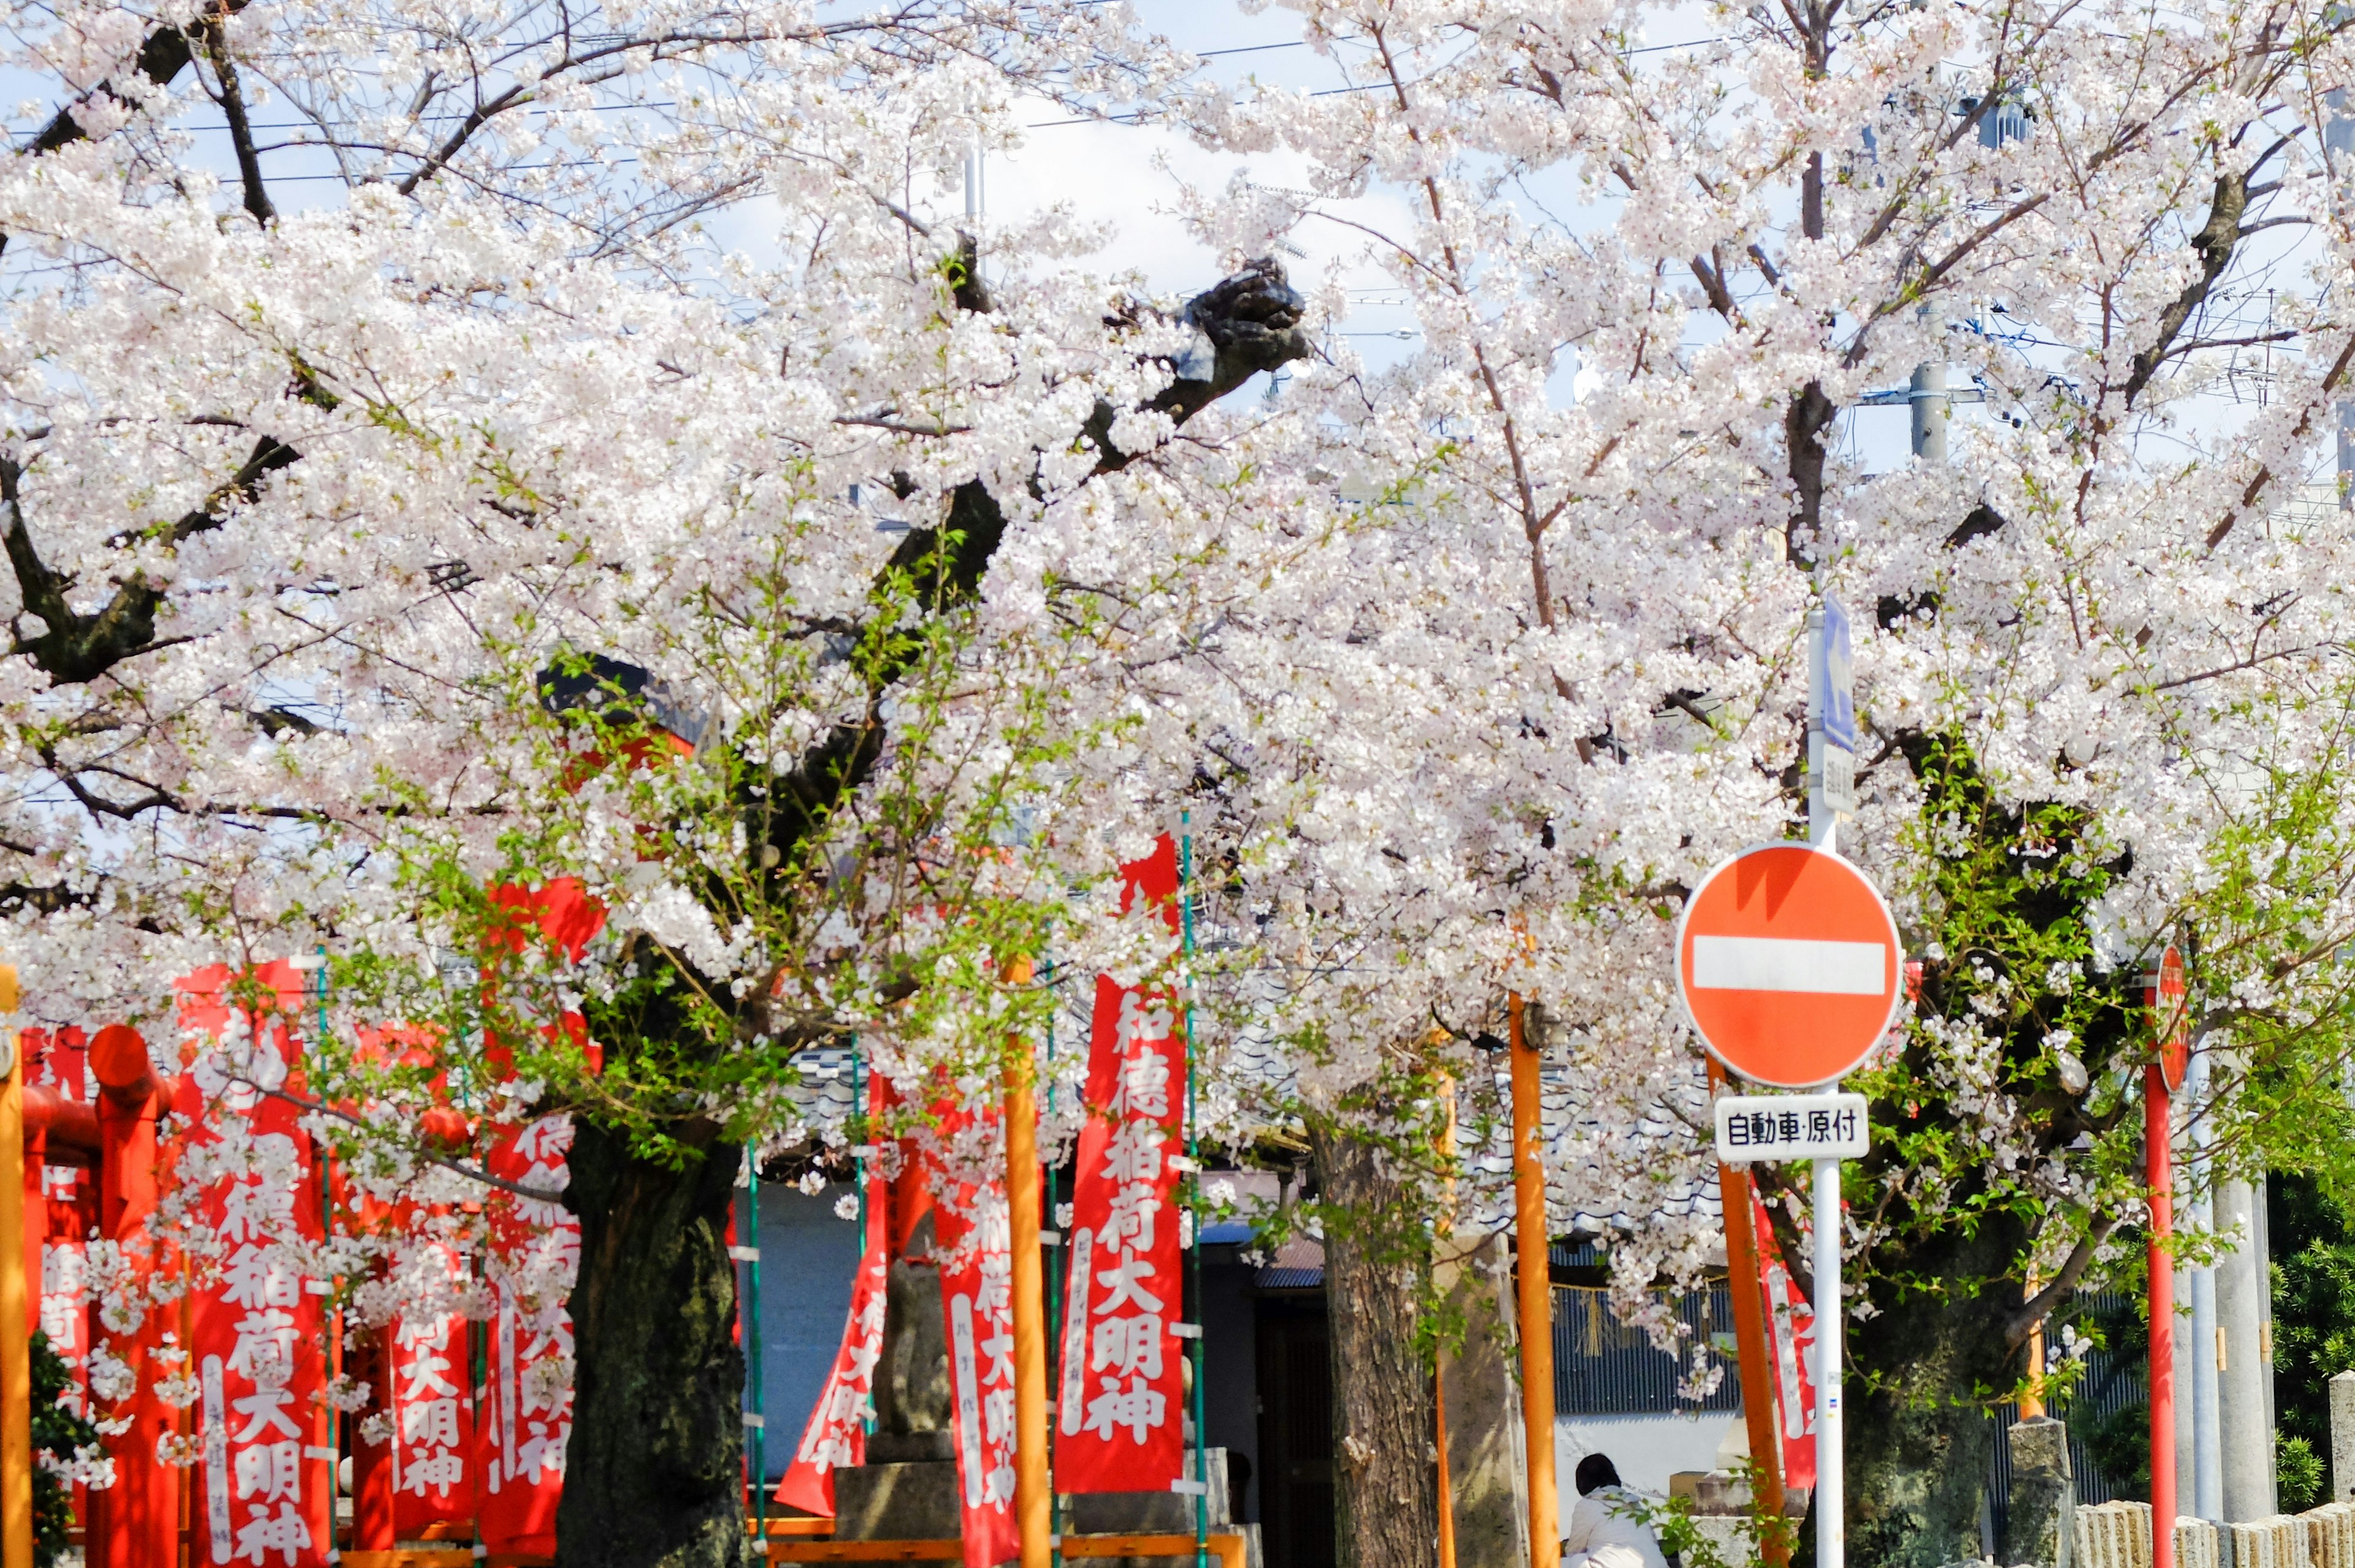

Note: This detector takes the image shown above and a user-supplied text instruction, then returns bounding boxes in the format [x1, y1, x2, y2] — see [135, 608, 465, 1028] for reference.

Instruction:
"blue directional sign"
[1817, 595, 1856, 754]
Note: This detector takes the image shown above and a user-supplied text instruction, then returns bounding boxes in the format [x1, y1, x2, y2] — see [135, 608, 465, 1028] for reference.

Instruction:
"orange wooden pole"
[1, 965, 31, 1568]
[1511, 993, 1560, 1568]
[1002, 956, 1051, 1568]
[1436, 1070, 1458, 1568]
[1708, 1060, 1788, 1566]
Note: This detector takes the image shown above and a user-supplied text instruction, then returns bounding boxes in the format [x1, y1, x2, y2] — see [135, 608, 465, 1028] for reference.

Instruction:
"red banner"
[475, 1114, 578, 1558]
[1752, 1191, 1818, 1491]
[778, 1072, 890, 1519]
[176, 963, 333, 1568]
[935, 1163, 1019, 1568]
[388, 1249, 473, 1526]
[775, 1218, 887, 1516]
[28, 1028, 94, 1413]
[1055, 836, 1184, 1493]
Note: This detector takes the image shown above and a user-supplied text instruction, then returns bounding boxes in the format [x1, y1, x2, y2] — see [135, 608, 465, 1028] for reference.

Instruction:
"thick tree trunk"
[1311, 1122, 1441, 1568]
[1798, 1210, 2028, 1568]
[559, 1119, 749, 1568]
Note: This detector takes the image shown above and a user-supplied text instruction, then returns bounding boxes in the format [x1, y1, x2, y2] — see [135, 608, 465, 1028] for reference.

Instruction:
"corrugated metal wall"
[1552, 1283, 1744, 1415]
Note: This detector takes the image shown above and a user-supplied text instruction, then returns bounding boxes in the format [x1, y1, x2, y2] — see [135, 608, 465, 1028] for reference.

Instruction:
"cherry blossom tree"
[0, 4, 1308, 1565]
[930, 1, 2355, 1562]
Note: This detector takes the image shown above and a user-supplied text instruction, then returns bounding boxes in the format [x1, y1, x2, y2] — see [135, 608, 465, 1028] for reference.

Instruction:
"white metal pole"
[1806, 597, 1844, 1568]
[1813, 1153, 1843, 1568]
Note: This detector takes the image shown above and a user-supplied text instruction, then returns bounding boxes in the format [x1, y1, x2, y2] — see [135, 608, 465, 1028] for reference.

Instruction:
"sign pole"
[1812, 1154, 1842, 1568]
[2148, 1065, 2175, 1568]
[2146, 948, 2188, 1568]
[1806, 599, 1855, 1568]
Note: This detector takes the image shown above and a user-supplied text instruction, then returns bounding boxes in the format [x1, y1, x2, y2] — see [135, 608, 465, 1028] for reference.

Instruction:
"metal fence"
[1553, 1282, 1744, 1415]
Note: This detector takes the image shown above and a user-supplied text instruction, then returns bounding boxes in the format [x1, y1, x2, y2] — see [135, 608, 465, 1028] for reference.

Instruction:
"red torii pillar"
[88, 1024, 178, 1568]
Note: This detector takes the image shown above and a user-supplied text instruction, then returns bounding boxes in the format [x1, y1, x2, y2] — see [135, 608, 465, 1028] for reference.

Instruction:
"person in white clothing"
[1562, 1454, 1672, 1568]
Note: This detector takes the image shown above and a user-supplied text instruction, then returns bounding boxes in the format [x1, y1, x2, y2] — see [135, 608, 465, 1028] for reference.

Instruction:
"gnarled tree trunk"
[1793, 1201, 2029, 1568]
[559, 1119, 749, 1568]
[1311, 1121, 1441, 1568]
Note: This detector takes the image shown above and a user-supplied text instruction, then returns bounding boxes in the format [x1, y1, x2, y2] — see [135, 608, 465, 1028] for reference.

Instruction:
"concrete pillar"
[2215, 1179, 2276, 1520]
[2185, 1054, 2223, 1521]
[2191, 1186, 2224, 1521]
[2329, 1371, 2355, 1502]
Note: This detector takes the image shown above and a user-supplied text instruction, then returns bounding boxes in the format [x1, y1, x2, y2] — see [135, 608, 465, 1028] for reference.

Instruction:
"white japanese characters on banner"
[1055, 835, 1185, 1494]
[388, 1249, 472, 1528]
[29, 1028, 94, 1415]
[475, 1114, 579, 1559]
[175, 962, 332, 1568]
[934, 1159, 1020, 1568]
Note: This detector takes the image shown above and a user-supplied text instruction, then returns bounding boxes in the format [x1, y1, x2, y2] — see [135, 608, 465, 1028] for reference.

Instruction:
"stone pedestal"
[1065, 1447, 1249, 1567]
[2329, 1371, 2355, 1502]
[832, 1461, 963, 1541]
[1438, 1230, 1530, 1568]
[2002, 1416, 2077, 1568]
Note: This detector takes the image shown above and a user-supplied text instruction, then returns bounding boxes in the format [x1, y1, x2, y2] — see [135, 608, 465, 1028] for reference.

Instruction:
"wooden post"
[1003, 956, 1052, 1568]
[1, 964, 30, 1568]
[1510, 994, 1559, 1568]
[1708, 1060, 1788, 1564]
[1436, 1069, 1458, 1568]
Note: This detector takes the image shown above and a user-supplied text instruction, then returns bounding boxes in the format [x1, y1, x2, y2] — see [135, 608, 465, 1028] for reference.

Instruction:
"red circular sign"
[2146, 946, 2188, 1092]
[1676, 844, 1904, 1088]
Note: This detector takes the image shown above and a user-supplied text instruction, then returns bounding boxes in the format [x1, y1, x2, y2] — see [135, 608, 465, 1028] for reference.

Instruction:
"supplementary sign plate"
[1715, 1092, 1869, 1163]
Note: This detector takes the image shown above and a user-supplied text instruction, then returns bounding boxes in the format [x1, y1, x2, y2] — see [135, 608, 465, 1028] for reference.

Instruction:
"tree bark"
[1311, 1122, 1441, 1568]
[1791, 1199, 2028, 1568]
[559, 1119, 750, 1568]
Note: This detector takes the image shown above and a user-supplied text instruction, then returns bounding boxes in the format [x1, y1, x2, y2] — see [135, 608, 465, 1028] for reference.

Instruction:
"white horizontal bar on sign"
[303, 1447, 339, 1461]
[729, 1246, 760, 1262]
[1166, 1156, 1200, 1174]
[1170, 1479, 1208, 1497]
[1691, 935, 1884, 995]
[742, 1412, 765, 1429]
[1170, 1323, 1202, 1340]
[1714, 1092, 1869, 1163]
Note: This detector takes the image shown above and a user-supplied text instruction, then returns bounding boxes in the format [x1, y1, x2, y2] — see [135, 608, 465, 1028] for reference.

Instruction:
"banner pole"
[1511, 992, 1560, 1568]
[748, 1150, 767, 1540]
[1004, 955, 1053, 1568]
[1709, 1060, 1788, 1564]
[1181, 819, 1209, 1568]
[0, 966, 28, 1568]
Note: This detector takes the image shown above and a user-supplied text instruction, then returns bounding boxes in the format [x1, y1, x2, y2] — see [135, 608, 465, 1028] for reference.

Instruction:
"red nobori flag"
[775, 1221, 887, 1516]
[1055, 836, 1185, 1494]
[175, 966, 333, 1568]
[1752, 1190, 1818, 1491]
[777, 1069, 892, 1518]
[935, 1166, 1020, 1568]
[475, 1114, 578, 1559]
[388, 1247, 473, 1527]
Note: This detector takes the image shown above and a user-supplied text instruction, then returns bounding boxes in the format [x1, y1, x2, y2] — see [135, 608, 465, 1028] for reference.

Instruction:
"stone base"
[1063, 1448, 1246, 1568]
[832, 1461, 962, 1541]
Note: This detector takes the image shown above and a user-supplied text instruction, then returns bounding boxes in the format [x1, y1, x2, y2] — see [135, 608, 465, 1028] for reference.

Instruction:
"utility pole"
[1909, 358, 1948, 462]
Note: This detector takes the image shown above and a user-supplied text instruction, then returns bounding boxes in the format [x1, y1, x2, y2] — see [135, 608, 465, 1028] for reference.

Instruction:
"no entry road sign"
[2145, 944, 2188, 1092]
[1678, 844, 1903, 1088]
